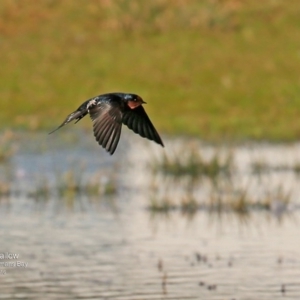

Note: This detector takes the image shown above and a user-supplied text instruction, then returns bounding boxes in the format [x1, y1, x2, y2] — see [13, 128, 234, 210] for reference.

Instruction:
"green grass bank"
[1, 0, 300, 141]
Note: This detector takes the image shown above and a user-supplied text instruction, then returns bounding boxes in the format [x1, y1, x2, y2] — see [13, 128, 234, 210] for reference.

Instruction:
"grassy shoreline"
[1, 1, 300, 141]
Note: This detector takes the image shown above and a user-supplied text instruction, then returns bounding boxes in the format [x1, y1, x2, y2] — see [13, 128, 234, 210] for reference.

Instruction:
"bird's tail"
[48, 109, 88, 134]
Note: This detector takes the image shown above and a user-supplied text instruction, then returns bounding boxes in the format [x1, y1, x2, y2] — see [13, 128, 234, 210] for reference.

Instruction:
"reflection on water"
[0, 130, 300, 299]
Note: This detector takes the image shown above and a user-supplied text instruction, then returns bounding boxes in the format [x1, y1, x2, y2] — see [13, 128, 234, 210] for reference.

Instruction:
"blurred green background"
[1, 0, 300, 141]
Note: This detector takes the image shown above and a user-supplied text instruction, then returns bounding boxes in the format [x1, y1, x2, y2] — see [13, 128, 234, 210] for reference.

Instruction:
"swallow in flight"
[49, 92, 164, 155]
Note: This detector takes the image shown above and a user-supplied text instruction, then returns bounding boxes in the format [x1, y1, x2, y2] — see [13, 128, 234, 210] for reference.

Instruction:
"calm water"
[0, 130, 300, 300]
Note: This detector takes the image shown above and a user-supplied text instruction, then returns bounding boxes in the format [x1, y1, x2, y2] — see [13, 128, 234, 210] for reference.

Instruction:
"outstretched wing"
[122, 105, 164, 147]
[88, 102, 122, 155]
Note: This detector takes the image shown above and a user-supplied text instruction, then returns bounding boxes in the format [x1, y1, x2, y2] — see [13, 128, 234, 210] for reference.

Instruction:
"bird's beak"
[137, 96, 146, 104]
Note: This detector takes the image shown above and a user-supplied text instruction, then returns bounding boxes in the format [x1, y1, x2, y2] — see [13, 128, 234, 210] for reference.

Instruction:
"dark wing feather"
[88, 102, 122, 155]
[122, 106, 164, 147]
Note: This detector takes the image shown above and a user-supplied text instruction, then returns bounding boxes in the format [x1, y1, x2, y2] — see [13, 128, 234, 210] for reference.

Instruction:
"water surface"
[0, 131, 300, 299]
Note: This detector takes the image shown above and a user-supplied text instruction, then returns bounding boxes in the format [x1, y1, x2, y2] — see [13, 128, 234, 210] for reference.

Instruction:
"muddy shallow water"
[0, 130, 300, 299]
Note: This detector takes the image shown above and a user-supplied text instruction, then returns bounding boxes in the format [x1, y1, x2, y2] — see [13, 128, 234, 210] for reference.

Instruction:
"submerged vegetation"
[0, 130, 16, 163]
[148, 178, 292, 217]
[149, 143, 295, 216]
[251, 160, 300, 175]
[1, 1, 300, 140]
[0, 132, 299, 218]
[28, 169, 118, 201]
[153, 145, 233, 180]
[0, 148, 118, 206]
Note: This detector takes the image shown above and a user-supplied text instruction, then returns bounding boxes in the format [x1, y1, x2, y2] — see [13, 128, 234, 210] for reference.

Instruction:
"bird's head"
[124, 94, 146, 109]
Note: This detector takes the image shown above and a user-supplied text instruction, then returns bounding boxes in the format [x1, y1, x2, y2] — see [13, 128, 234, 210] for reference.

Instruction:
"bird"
[49, 92, 164, 155]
